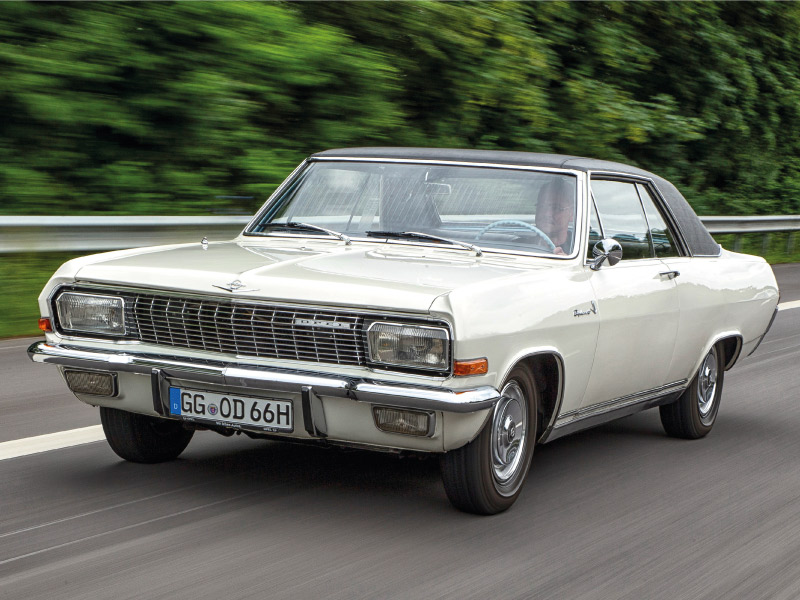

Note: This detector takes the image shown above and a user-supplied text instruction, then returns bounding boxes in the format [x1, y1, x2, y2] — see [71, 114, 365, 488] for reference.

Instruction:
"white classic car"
[29, 148, 779, 514]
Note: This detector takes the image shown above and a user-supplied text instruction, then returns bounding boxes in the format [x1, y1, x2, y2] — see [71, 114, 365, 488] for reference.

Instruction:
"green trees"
[0, 3, 400, 214]
[1, 2, 799, 216]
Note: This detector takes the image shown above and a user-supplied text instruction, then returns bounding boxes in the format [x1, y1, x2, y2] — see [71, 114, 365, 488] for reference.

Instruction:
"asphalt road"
[1, 265, 799, 599]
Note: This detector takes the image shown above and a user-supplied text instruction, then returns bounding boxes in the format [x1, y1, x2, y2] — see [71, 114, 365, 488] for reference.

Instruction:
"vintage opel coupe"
[29, 148, 779, 514]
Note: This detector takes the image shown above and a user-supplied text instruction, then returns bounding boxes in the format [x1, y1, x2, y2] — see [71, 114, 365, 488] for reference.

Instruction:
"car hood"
[73, 239, 549, 313]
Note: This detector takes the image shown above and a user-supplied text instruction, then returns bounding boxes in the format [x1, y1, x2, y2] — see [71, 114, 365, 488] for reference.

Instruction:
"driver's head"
[535, 179, 575, 247]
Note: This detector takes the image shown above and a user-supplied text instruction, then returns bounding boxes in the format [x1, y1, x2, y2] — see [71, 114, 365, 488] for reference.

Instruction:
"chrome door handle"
[659, 270, 680, 280]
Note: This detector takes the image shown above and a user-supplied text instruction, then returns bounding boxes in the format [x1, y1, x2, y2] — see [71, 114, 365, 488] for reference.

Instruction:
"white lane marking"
[745, 344, 800, 360]
[0, 344, 34, 351]
[0, 426, 104, 461]
[0, 491, 258, 567]
[0, 488, 193, 540]
[778, 300, 800, 311]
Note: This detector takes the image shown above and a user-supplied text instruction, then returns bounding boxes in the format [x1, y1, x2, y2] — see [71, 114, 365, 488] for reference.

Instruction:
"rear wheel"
[440, 366, 538, 515]
[660, 343, 725, 439]
[100, 407, 194, 463]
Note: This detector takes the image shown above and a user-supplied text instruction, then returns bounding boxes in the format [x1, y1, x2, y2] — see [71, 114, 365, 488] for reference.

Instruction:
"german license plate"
[168, 387, 293, 432]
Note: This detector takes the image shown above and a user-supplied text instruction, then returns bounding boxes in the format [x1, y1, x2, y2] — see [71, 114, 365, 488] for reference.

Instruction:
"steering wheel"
[474, 220, 556, 252]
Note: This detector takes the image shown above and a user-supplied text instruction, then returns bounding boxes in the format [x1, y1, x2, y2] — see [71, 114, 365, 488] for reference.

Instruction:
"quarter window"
[636, 183, 680, 258]
[590, 180, 653, 260]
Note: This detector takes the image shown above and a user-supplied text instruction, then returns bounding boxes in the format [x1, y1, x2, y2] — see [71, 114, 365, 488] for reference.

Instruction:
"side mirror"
[591, 238, 623, 271]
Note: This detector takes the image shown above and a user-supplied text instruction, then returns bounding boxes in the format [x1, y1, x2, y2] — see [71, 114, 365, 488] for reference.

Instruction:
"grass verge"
[0, 252, 85, 338]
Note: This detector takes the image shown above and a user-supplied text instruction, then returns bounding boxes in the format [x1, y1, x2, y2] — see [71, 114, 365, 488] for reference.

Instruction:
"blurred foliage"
[0, 252, 84, 338]
[715, 232, 800, 266]
[1, 2, 800, 216]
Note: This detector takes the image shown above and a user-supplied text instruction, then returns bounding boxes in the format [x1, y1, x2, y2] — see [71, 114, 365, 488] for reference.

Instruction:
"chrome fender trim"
[497, 347, 565, 444]
[702, 331, 743, 371]
[543, 379, 688, 442]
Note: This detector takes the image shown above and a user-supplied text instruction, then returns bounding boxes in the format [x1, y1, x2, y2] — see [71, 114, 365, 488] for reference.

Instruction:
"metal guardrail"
[701, 216, 800, 253]
[0, 216, 252, 253]
[700, 216, 800, 234]
[1, 214, 799, 253]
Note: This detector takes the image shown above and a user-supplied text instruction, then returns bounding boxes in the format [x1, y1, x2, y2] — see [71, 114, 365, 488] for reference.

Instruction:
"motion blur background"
[2, 1, 800, 335]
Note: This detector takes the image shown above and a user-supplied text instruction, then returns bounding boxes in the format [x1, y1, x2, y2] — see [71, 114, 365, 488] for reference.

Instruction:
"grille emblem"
[213, 279, 259, 293]
[293, 318, 353, 330]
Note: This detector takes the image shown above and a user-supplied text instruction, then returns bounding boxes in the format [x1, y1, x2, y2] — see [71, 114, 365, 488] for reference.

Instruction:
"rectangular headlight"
[367, 322, 449, 371]
[55, 292, 126, 336]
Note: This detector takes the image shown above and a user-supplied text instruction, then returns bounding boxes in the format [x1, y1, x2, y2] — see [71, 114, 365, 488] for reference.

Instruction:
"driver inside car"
[535, 179, 575, 255]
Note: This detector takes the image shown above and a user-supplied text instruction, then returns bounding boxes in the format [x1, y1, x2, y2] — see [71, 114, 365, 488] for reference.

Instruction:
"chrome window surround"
[585, 171, 693, 264]
[242, 158, 587, 262]
[49, 284, 454, 377]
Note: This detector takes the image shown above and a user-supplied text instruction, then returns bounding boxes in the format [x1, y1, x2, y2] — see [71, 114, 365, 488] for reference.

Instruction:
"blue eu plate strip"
[169, 387, 181, 415]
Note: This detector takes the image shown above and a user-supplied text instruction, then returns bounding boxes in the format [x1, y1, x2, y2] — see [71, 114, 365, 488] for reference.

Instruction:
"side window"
[586, 197, 603, 260]
[636, 184, 681, 258]
[591, 180, 653, 260]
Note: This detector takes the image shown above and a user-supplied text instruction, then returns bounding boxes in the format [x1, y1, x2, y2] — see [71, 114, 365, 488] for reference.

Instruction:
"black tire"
[440, 366, 538, 515]
[100, 407, 194, 463]
[660, 342, 725, 439]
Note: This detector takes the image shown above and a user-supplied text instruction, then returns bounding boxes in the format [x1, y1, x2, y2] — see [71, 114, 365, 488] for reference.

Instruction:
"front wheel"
[100, 407, 194, 463]
[440, 366, 538, 515]
[660, 342, 725, 439]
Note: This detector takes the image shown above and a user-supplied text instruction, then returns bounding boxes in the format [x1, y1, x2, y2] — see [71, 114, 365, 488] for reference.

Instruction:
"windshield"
[249, 161, 579, 255]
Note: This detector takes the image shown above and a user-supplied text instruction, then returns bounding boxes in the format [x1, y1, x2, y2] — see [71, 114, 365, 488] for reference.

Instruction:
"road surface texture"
[1, 265, 798, 599]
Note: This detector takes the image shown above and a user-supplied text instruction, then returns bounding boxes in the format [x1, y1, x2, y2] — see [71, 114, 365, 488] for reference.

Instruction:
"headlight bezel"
[365, 320, 452, 375]
[52, 289, 130, 338]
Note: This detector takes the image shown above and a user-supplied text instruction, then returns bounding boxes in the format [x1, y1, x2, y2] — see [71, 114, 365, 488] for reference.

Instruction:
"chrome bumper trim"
[28, 342, 499, 414]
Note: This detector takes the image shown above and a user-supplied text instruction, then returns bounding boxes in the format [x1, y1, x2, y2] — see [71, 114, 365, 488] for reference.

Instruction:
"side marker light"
[453, 358, 489, 376]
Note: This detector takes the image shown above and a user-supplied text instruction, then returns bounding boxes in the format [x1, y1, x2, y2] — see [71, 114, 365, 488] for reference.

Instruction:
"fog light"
[372, 406, 433, 437]
[64, 369, 117, 397]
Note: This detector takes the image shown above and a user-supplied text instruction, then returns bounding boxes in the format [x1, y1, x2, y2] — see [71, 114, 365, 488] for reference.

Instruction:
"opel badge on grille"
[213, 279, 259, 293]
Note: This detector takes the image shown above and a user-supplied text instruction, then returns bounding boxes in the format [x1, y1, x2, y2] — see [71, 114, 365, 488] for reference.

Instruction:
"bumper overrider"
[28, 342, 500, 452]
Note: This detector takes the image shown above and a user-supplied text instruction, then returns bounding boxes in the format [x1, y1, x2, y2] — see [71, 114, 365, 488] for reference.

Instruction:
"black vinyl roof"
[312, 147, 720, 256]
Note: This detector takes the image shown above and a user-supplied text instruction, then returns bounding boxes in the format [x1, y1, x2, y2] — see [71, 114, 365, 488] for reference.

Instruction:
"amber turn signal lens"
[453, 358, 488, 376]
[38, 318, 52, 333]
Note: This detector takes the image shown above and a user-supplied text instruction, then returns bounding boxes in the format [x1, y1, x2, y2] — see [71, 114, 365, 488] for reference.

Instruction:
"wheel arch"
[702, 332, 743, 372]
[718, 335, 743, 371]
[498, 349, 564, 444]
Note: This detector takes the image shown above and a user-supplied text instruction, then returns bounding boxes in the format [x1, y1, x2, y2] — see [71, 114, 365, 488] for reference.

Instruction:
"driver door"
[580, 178, 681, 411]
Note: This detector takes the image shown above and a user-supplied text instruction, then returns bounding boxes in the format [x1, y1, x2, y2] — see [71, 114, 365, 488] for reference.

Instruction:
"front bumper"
[28, 342, 499, 451]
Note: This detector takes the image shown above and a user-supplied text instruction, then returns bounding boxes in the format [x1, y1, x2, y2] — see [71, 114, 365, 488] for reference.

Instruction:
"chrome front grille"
[130, 293, 367, 366]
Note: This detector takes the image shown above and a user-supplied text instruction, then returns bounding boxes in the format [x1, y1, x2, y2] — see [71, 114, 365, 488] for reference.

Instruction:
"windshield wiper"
[366, 230, 482, 257]
[254, 221, 351, 245]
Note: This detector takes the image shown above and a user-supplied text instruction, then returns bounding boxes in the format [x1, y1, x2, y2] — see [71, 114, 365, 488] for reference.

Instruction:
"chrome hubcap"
[491, 381, 528, 496]
[697, 347, 718, 420]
